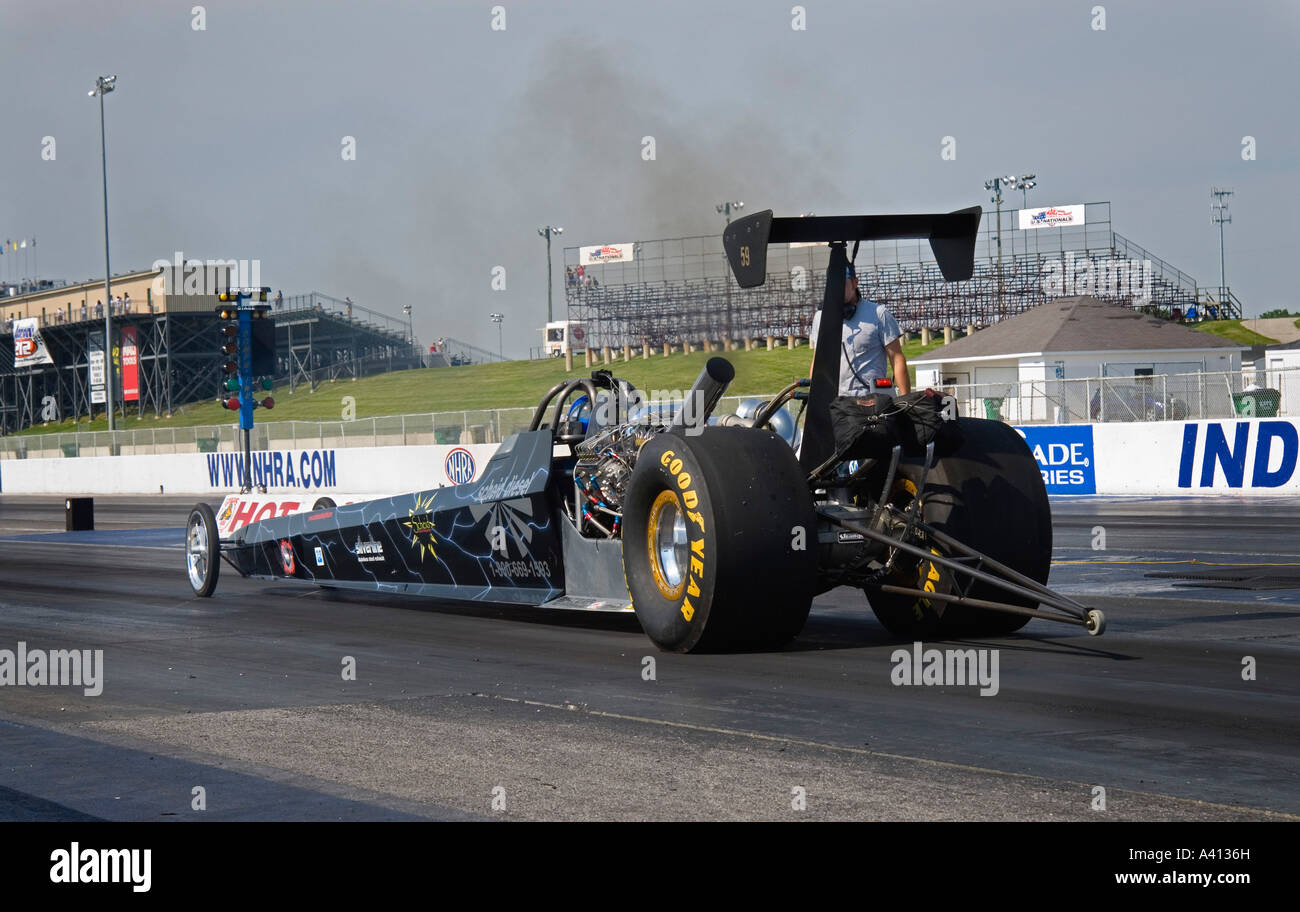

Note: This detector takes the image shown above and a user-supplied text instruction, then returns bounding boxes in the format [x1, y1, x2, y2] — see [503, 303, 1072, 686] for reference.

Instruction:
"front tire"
[186, 502, 221, 597]
[864, 418, 1051, 638]
[622, 428, 817, 652]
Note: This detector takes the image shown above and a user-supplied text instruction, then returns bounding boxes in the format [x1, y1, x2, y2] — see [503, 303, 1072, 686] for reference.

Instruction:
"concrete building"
[911, 296, 1240, 422]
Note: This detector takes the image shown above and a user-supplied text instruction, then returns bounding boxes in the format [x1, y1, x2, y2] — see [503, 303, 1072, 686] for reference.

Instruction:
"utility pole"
[1211, 188, 1233, 303]
[538, 225, 563, 325]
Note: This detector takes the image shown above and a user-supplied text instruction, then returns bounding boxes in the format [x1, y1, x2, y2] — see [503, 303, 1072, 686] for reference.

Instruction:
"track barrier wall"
[0, 443, 500, 496]
[1017, 418, 1300, 495]
[1, 420, 1298, 497]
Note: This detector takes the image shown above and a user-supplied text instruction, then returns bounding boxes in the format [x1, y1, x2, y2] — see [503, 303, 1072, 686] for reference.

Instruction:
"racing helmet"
[566, 395, 593, 432]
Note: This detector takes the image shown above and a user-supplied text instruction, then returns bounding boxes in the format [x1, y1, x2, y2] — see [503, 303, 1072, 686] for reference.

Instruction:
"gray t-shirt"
[810, 300, 902, 396]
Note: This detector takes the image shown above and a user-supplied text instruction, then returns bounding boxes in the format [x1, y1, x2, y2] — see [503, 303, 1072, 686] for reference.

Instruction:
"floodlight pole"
[92, 76, 117, 431]
[984, 178, 1006, 318]
[490, 312, 504, 360]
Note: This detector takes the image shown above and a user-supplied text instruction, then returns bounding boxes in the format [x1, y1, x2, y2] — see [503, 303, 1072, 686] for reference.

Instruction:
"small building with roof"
[911, 297, 1240, 422]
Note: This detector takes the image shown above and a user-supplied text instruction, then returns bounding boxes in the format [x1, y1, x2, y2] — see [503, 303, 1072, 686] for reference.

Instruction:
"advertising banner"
[88, 331, 107, 405]
[579, 243, 635, 266]
[1018, 204, 1085, 230]
[120, 325, 139, 402]
[13, 317, 54, 367]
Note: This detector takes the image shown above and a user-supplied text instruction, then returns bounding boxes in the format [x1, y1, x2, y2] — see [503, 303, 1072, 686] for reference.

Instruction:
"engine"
[572, 424, 654, 533]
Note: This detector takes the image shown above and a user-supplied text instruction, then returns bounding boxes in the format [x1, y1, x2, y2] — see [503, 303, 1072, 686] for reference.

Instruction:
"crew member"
[809, 265, 909, 396]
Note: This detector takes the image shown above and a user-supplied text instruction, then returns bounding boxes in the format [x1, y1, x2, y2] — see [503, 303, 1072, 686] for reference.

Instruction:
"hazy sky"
[2, 0, 1296, 354]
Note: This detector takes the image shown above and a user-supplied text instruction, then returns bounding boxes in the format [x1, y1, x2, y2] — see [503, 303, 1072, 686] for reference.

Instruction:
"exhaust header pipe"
[671, 357, 735, 434]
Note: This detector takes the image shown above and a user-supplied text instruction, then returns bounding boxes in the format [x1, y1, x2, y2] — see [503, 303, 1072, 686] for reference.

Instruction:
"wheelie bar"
[818, 510, 1106, 635]
[886, 504, 1095, 616]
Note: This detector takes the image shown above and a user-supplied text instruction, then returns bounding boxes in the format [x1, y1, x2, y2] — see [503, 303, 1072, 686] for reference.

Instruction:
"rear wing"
[722, 207, 982, 287]
[721, 206, 982, 474]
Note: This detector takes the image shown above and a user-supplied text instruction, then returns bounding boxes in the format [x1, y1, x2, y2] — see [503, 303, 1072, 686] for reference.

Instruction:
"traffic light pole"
[218, 288, 274, 494]
[237, 303, 256, 492]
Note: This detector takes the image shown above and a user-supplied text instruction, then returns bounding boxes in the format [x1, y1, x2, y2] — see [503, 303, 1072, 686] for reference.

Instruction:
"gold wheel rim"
[646, 489, 687, 600]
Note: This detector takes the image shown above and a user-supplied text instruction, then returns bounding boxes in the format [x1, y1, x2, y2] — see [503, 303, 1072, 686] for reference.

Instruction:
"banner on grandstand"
[13, 317, 54, 367]
[1019, 204, 1085, 230]
[579, 243, 634, 266]
[88, 331, 107, 405]
[120, 325, 139, 402]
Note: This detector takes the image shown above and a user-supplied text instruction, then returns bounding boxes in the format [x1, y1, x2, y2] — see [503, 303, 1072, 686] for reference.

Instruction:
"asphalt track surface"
[0, 494, 1297, 821]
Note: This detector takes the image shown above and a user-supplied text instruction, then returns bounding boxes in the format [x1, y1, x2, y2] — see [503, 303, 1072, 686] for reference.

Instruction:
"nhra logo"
[1016, 425, 1096, 494]
[445, 447, 476, 485]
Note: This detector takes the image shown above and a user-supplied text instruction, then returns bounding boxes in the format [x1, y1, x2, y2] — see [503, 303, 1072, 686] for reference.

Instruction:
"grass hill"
[18, 319, 1253, 437]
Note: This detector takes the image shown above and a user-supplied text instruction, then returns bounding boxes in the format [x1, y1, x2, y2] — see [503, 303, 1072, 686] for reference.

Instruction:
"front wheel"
[622, 428, 817, 652]
[186, 502, 221, 597]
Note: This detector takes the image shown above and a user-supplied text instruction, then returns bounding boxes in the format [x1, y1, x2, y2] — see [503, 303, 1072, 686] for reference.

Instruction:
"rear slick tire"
[864, 418, 1051, 638]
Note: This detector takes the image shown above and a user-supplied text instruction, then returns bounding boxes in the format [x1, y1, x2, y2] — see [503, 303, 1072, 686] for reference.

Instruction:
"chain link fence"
[4, 374, 1296, 459]
[0, 395, 773, 459]
[943, 367, 1300, 425]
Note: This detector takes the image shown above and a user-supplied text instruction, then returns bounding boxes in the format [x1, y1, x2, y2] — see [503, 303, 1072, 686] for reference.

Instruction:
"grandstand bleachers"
[564, 202, 1223, 349]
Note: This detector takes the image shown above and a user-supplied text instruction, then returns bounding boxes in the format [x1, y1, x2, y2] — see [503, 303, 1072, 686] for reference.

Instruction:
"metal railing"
[278, 291, 414, 342]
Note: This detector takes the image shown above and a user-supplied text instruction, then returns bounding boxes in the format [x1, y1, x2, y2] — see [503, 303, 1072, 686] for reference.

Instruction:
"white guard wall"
[0, 443, 501, 496]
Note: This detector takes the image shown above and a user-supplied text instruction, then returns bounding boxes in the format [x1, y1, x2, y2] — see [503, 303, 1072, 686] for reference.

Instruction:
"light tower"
[489, 312, 504, 360]
[983, 176, 1017, 318]
[89, 74, 118, 429]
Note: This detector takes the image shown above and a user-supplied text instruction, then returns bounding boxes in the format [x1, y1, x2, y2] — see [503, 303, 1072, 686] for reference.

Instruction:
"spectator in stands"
[274, 290, 283, 309]
[565, 266, 575, 287]
[576, 265, 585, 284]
[80, 302, 88, 321]
[123, 292, 131, 313]
[96, 300, 103, 318]
[345, 296, 353, 318]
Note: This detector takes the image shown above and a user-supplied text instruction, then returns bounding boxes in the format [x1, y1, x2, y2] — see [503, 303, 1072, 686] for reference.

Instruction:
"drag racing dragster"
[185, 207, 1105, 652]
